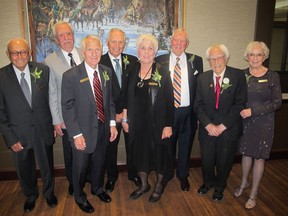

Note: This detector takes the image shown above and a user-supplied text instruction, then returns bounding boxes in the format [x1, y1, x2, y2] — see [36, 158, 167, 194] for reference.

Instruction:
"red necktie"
[93, 71, 105, 123]
[215, 76, 221, 109]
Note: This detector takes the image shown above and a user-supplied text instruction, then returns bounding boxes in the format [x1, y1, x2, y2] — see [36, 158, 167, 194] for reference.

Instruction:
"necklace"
[137, 65, 152, 88]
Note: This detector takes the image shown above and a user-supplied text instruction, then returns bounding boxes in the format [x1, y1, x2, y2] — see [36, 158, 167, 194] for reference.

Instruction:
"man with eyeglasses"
[0, 38, 57, 212]
[99, 28, 141, 193]
[194, 44, 247, 202]
[156, 28, 203, 191]
[45, 21, 83, 196]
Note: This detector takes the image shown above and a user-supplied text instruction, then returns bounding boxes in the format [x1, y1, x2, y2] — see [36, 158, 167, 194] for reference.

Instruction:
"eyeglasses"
[209, 56, 225, 62]
[248, 53, 264, 58]
[9, 51, 29, 57]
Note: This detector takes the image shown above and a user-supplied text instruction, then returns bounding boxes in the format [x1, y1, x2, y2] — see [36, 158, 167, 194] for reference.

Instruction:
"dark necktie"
[68, 53, 77, 67]
[20, 72, 31, 107]
[173, 57, 181, 108]
[113, 58, 122, 88]
[215, 76, 221, 109]
[93, 70, 105, 123]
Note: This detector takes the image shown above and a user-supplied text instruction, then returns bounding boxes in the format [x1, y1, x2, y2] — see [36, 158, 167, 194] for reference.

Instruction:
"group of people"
[0, 20, 282, 214]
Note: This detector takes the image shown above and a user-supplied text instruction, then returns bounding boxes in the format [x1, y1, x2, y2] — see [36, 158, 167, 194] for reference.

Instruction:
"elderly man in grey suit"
[62, 35, 118, 213]
[45, 21, 83, 195]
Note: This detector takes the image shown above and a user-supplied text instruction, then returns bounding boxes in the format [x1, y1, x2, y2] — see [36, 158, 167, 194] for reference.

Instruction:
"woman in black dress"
[122, 34, 174, 202]
[234, 41, 282, 209]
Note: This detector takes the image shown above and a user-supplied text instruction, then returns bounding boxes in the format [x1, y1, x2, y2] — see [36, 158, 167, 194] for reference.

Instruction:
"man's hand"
[54, 122, 65, 137]
[74, 135, 86, 151]
[11, 142, 24, 152]
[162, 127, 172, 139]
[110, 126, 118, 142]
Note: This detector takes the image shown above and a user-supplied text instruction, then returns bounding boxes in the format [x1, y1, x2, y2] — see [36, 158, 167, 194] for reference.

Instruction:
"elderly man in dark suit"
[100, 28, 141, 193]
[45, 21, 84, 196]
[194, 44, 247, 202]
[61, 35, 118, 213]
[0, 38, 57, 212]
[156, 28, 203, 191]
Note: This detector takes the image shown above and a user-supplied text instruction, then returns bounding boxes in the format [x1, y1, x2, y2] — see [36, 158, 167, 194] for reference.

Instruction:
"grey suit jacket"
[0, 62, 54, 149]
[45, 48, 83, 125]
[61, 62, 115, 153]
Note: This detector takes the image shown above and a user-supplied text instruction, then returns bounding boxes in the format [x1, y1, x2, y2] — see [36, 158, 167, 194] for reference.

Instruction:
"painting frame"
[21, 0, 185, 62]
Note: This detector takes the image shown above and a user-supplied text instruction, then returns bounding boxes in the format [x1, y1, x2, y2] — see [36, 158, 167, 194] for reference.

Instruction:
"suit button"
[31, 124, 34, 127]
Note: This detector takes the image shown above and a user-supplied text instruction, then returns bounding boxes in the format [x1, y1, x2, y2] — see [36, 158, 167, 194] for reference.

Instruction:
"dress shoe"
[245, 197, 256, 209]
[105, 181, 115, 193]
[212, 190, 224, 202]
[97, 191, 112, 203]
[76, 200, 94, 213]
[46, 194, 58, 207]
[68, 183, 74, 195]
[23, 200, 35, 212]
[148, 187, 164, 203]
[130, 184, 151, 199]
[129, 176, 142, 187]
[197, 184, 211, 195]
[180, 178, 190, 191]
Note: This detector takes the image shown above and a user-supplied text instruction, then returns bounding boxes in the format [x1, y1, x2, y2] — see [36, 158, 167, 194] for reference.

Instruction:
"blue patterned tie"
[173, 57, 181, 108]
[113, 58, 122, 88]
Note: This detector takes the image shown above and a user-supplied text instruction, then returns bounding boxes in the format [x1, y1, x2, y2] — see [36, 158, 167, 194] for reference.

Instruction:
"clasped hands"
[205, 123, 227, 137]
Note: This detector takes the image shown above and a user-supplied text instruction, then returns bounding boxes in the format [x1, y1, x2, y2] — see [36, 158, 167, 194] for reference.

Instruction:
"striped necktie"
[173, 57, 181, 108]
[68, 53, 77, 67]
[93, 70, 105, 123]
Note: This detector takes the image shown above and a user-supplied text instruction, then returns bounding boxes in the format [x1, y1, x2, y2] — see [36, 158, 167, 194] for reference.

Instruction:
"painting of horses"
[27, 0, 179, 62]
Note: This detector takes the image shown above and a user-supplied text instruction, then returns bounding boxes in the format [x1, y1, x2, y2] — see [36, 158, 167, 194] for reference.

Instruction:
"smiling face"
[6, 39, 31, 71]
[106, 29, 126, 58]
[208, 47, 227, 75]
[137, 39, 156, 65]
[55, 23, 75, 52]
[170, 30, 189, 56]
[83, 37, 102, 69]
[247, 44, 265, 70]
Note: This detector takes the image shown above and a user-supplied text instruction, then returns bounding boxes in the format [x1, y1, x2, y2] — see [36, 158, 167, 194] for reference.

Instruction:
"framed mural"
[25, 0, 183, 62]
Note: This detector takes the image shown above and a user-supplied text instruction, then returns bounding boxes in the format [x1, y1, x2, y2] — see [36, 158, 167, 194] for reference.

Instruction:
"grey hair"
[244, 41, 270, 61]
[80, 35, 103, 50]
[136, 34, 158, 54]
[106, 28, 126, 42]
[205, 44, 230, 61]
[52, 21, 74, 38]
[171, 28, 189, 43]
[6, 38, 30, 51]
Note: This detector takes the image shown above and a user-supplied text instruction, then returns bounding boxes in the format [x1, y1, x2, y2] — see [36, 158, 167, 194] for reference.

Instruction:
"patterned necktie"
[173, 57, 181, 108]
[113, 58, 122, 88]
[68, 53, 77, 67]
[215, 76, 221, 109]
[93, 70, 105, 123]
[20, 72, 31, 107]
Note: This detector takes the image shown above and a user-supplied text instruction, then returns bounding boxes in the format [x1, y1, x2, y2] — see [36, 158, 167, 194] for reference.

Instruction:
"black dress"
[238, 69, 282, 159]
[125, 62, 174, 174]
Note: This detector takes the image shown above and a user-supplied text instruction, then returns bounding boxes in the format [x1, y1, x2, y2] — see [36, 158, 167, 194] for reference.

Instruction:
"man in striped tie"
[61, 35, 118, 213]
[156, 28, 203, 191]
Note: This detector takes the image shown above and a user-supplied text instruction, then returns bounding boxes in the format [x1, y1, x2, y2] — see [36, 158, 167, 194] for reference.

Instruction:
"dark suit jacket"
[124, 62, 174, 145]
[0, 62, 54, 149]
[194, 66, 247, 143]
[156, 52, 203, 129]
[100, 53, 138, 114]
[61, 62, 116, 153]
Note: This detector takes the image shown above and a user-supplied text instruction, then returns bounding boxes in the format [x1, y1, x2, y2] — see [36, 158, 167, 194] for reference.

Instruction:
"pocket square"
[194, 70, 199, 75]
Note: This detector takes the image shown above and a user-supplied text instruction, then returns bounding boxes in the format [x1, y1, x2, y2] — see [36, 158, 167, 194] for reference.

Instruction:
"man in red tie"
[194, 44, 247, 202]
[61, 35, 118, 213]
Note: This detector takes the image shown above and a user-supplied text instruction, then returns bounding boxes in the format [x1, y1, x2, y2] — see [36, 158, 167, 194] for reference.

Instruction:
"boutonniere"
[30, 67, 42, 83]
[221, 77, 232, 94]
[123, 55, 130, 70]
[151, 68, 162, 87]
[245, 74, 252, 83]
[102, 71, 110, 87]
[188, 54, 195, 63]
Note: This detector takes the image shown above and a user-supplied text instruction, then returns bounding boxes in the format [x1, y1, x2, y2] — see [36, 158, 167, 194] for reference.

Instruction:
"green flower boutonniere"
[221, 77, 232, 94]
[31, 67, 42, 83]
[103, 71, 110, 87]
[152, 69, 162, 87]
[123, 55, 130, 70]
[245, 74, 252, 83]
[188, 54, 195, 63]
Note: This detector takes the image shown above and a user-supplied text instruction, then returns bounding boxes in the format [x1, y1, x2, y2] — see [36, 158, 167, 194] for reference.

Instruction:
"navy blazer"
[0, 62, 54, 148]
